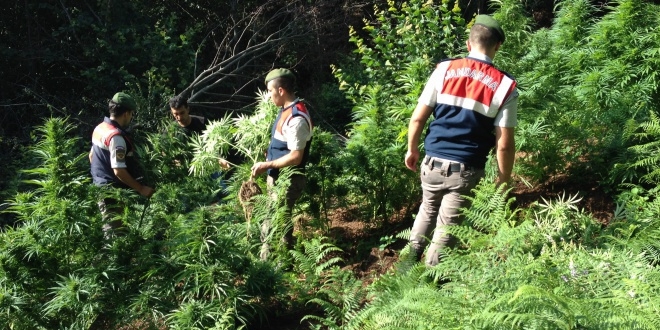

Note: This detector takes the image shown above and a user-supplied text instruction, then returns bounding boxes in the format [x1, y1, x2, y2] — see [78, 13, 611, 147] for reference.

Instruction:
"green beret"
[474, 15, 505, 43]
[265, 68, 295, 85]
[111, 92, 137, 111]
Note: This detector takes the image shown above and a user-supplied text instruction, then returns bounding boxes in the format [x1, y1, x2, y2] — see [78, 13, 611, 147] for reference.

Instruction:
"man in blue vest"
[251, 68, 313, 261]
[405, 15, 518, 266]
[90, 92, 155, 237]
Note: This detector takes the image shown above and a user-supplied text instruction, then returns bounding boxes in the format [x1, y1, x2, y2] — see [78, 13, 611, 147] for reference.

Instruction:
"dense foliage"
[314, 0, 660, 328]
[2, 0, 660, 329]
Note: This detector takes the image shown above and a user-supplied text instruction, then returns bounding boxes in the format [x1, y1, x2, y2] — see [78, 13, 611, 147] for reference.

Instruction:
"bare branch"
[183, 0, 314, 105]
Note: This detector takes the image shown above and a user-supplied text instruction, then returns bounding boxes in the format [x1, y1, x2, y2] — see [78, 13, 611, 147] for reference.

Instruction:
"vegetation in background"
[501, 0, 660, 185]
[330, 0, 468, 224]
[2, 0, 660, 328]
[303, 0, 660, 328]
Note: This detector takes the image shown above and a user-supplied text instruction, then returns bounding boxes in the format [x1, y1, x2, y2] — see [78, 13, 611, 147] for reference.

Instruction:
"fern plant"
[296, 237, 366, 330]
[605, 185, 660, 265]
[303, 267, 365, 330]
[611, 111, 660, 187]
[344, 174, 660, 329]
[291, 236, 343, 286]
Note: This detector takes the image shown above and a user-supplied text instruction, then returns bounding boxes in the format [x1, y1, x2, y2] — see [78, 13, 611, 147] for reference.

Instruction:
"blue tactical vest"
[266, 99, 313, 180]
[90, 117, 137, 188]
[424, 57, 517, 168]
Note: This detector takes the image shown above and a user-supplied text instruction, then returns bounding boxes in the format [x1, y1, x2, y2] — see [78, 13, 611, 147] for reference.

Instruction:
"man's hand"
[251, 162, 270, 178]
[405, 149, 420, 172]
[251, 150, 304, 178]
[138, 185, 155, 198]
[406, 103, 432, 173]
[114, 168, 155, 198]
[218, 158, 230, 170]
[495, 126, 515, 187]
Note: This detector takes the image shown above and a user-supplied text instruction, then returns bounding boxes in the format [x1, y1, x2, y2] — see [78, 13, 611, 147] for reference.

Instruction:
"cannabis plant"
[333, 0, 468, 224]
[231, 90, 279, 164]
[0, 115, 294, 328]
[507, 0, 660, 183]
[1, 118, 102, 328]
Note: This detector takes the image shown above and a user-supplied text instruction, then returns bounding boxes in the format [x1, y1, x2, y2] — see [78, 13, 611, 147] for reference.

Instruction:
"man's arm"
[113, 168, 155, 197]
[107, 135, 154, 197]
[405, 103, 433, 172]
[251, 150, 303, 177]
[494, 126, 515, 187]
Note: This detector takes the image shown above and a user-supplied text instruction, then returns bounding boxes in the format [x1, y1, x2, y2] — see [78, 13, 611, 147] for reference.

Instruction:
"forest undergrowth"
[3, 0, 660, 329]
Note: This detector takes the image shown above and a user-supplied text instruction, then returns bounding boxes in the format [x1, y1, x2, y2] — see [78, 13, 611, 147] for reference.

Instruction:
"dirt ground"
[253, 174, 618, 329]
[324, 173, 616, 286]
[127, 174, 617, 330]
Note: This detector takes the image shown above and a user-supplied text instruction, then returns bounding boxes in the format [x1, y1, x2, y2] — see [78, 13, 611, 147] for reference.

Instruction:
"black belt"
[426, 157, 478, 172]
[431, 160, 463, 172]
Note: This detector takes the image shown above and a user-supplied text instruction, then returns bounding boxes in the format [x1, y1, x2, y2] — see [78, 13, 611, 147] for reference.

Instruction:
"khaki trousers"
[409, 156, 484, 266]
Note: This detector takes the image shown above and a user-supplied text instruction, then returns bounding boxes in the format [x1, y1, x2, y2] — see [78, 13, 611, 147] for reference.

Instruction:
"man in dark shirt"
[169, 95, 208, 136]
[169, 95, 231, 169]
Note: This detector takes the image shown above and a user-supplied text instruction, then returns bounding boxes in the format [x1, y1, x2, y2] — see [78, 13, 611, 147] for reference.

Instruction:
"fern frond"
[303, 267, 365, 329]
[291, 236, 343, 281]
[462, 181, 517, 233]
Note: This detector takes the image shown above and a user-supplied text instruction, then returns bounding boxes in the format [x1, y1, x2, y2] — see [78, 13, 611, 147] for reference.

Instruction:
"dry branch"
[181, 1, 313, 104]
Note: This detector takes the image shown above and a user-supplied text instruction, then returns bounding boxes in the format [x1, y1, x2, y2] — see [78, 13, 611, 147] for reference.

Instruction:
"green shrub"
[0, 117, 286, 328]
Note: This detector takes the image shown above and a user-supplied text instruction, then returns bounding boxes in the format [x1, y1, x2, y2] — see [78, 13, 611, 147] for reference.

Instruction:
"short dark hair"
[269, 76, 295, 92]
[108, 100, 132, 117]
[469, 24, 500, 49]
[169, 95, 189, 109]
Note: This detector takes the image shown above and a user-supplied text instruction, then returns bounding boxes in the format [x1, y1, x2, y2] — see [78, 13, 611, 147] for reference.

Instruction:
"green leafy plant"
[296, 237, 366, 330]
[331, 0, 468, 224]
[504, 0, 660, 184]
[0, 117, 287, 328]
[291, 237, 343, 285]
[343, 178, 660, 329]
[304, 268, 365, 330]
[610, 111, 660, 187]
[189, 115, 239, 177]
